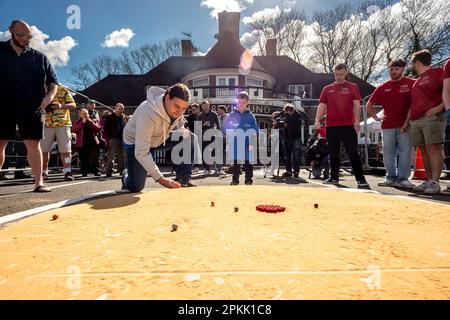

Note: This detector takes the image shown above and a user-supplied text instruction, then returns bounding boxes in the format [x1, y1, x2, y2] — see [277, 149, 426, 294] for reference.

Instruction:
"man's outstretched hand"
[158, 177, 181, 189]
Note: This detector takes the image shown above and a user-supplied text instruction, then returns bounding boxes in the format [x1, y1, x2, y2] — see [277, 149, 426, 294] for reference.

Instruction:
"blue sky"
[0, 0, 365, 86]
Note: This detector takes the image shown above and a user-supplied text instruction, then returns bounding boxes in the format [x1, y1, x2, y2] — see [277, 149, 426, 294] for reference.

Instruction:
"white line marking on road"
[0, 181, 90, 198]
[49, 181, 90, 190]
[305, 177, 449, 207]
[0, 190, 118, 227]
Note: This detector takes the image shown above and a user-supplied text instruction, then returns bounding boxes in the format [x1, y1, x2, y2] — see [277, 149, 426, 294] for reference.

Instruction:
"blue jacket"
[224, 109, 260, 161]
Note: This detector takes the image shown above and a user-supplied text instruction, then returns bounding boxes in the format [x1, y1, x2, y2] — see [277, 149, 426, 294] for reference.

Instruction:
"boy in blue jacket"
[224, 91, 260, 185]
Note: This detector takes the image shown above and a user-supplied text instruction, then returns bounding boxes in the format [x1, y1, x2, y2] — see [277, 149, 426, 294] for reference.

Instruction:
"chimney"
[217, 11, 241, 39]
[266, 39, 277, 56]
[181, 39, 194, 57]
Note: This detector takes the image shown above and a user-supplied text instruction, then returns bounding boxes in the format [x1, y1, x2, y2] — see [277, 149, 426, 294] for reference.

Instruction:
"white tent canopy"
[361, 110, 383, 132]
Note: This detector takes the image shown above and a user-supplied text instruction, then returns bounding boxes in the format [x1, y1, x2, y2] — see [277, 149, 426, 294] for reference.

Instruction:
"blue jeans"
[123, 135, 194, 193]
[382, 128, 412, 182]
[284, 138, 302, 173]
[312, 155, 330, 178]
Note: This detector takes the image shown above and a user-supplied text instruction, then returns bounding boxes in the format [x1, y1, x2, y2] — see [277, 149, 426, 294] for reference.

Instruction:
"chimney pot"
[218, 11, 241, 39]
[266, 39, 277, 56]
[181, 39, 194, 57]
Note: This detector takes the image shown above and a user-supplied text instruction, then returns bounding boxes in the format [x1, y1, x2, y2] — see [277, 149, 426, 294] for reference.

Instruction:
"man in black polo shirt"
[0, 20, 58, 192]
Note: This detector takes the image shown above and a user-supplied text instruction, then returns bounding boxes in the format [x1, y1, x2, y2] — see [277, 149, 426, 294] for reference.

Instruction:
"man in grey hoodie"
[122, 84, 197, 192]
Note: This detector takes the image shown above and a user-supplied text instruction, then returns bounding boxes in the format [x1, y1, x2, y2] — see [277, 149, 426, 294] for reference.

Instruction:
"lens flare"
[239, 49, 254, 76]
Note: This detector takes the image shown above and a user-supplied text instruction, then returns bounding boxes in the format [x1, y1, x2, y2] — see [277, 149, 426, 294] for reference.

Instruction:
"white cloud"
[242, 6, 282, 25]
[201, 0, 254, 18]
[0, 26, 77, 67]
[101, 28, 135, 48]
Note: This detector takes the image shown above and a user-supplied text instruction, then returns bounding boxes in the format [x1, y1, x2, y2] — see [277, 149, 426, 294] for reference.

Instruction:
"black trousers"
[78, 144, 100, 174]
[326, 126, 364, 181]
[231, 160, 253, 183]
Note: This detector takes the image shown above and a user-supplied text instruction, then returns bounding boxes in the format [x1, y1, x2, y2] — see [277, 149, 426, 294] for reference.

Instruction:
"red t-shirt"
[319, 81, 362, 127]
[443, 60, 450, 80]
[410, 68, 443, 120]
[369, 77, 416, 129]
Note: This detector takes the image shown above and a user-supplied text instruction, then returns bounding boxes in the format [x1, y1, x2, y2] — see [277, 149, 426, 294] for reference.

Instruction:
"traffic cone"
[412, 148, 427, 180]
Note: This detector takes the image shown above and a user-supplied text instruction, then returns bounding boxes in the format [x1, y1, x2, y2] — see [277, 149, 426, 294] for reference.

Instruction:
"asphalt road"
[0, 167, 449, 217]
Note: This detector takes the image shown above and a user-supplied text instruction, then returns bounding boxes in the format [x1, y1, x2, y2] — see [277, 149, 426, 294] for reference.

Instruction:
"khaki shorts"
[41, 126, 72, 153]
[410, 112, 446, 146]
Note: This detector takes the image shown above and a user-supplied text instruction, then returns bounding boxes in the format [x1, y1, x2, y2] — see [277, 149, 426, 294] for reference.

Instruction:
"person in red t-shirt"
[444, 59, 450, 120]
[314, 63, 369, 188]
[367, 59, 415, 189]
[408, 50, 446, 194]
[442, 59, 450, 195]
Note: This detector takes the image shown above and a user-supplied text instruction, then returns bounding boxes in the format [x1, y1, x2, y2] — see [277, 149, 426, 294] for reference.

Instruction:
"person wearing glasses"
[0, 20, 58, 193]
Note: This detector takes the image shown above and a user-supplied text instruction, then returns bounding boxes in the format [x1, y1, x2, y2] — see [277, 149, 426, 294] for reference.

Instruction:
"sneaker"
[323, 178, 339, 185]
[64, 172, 75, 182]
[323, 173, 330, 180]
[377, 179, 397, 187]
[424, 181, 441, 194]
[441, 185, 450, 195]
[245, 179, 253, 185]
[193, 167, 200, 173]
[204, 170, 211, 176]
[42, 172, 49, 180]
[230, 181, 239, 186]
[396, 180, 415, 189]
[357, 178, 370, 188]
[413, 180, 431, 191]
[179, 177, 197, 187]
[94, 172, 102, 177]
[81, 173, 88, 177]
[218, 170, 227, 176]
[282, 172, 293, 177]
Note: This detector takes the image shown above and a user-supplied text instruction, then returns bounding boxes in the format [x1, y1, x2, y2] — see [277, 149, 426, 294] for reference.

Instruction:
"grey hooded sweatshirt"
[123, 87, 184, 181]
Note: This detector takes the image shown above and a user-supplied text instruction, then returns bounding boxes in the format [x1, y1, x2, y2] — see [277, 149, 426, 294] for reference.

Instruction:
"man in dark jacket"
[197, 100, 220, 175]
[305, 137, 330, 179]
[282, 104, 303, 178]
[186, 103, 200, 133]
[104, 103, 128, 177]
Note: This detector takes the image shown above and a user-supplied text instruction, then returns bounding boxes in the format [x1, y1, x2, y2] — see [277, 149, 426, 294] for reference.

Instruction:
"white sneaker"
[413, 180, 431, 191]
[193, 167, 199, 173]
[378, 179, 396, 187]
[204, 170, 211, 175]
[441, 185, 450, 195]
[218, 170, 227, 176]
[423, 181, 441, 194]
[396, 180, 415, 189]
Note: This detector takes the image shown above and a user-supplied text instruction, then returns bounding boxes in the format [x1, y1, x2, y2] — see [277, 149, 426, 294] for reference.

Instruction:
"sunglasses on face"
[14, 32, 33, 40]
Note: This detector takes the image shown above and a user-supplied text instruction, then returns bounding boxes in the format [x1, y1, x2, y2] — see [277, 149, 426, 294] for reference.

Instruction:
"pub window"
[217, 77, 237, 86]
[192, 77, 209, 87]
[288, 85, 306, 95]
[247, 77, 263, 87]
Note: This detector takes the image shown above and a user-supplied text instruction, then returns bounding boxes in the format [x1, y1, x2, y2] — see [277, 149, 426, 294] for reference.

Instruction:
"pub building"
[76, 11, 375, 153]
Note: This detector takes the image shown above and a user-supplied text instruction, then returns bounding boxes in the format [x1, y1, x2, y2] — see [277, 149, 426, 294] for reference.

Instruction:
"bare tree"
[242, 7, 308, 61]
[309, 3, 356, 73]
[70, 38, 182, 90]
[400, 0, 450, 60]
